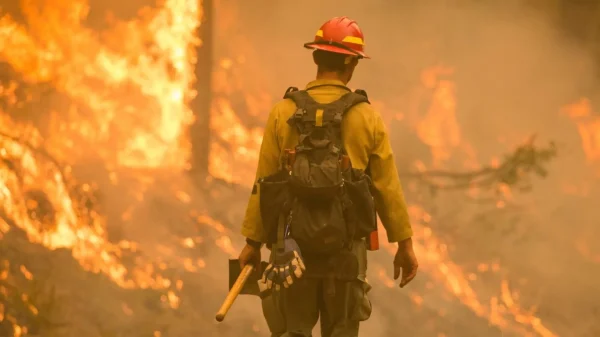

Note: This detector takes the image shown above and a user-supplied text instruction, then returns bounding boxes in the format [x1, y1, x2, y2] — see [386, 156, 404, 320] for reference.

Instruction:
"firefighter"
[237, 16, 418, 336]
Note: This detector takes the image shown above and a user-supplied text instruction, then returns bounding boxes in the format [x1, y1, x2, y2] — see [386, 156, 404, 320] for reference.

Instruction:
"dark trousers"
[261, 240, 372, 337]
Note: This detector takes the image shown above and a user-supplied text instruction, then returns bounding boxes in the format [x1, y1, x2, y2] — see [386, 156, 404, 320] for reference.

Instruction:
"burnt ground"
[2, 159, 598, 337]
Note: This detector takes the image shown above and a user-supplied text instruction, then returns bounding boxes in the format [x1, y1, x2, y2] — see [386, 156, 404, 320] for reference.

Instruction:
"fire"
[560, 98, 600, 265]
[371, 65, 557, 337]
[381, 205, 557, 337]
[207, 60, 559, 335]
[209, 94, 263, 185]
[0, 0, 591, 336]
[209, 57, 268, 185]
[416, 66, 462, 167]
[0, 0, 200, 168]
[0, 2, 205, 332]
[0, 115, 175, 291]
[562, 98, 600, 165]
[188, 52, 564, 335]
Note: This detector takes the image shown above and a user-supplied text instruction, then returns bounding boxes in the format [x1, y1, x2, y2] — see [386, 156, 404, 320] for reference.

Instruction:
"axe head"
[228, 259, 269, 296]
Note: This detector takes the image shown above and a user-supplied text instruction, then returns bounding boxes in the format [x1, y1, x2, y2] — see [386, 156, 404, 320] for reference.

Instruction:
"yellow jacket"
[241, 79, 413, 243]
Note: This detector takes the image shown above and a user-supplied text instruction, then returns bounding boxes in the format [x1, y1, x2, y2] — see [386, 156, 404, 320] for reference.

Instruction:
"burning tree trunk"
[190, 0, 214, 178]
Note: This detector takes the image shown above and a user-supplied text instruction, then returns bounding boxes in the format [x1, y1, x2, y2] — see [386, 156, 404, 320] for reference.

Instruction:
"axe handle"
[215, 264, 255, 322]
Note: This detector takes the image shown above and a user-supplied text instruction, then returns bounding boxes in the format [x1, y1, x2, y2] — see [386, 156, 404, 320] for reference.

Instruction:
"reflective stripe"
[315, 109, 324, 126]
[342, 35, 364, 45]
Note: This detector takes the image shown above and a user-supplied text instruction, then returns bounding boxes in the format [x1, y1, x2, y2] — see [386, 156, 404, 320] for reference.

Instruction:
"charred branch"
[402, 135, 558, 193]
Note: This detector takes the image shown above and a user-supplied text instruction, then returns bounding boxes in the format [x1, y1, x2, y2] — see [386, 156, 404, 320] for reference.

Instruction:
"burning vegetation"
[0, 0, 599, 336]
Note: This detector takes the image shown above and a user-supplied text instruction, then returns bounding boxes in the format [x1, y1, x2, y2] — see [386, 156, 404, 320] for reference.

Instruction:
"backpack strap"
[333, 89, 370, 117]
[283, 86, 299, 98]
[284, 90, 320, 132]
[323, 90, 370, 151]
[284, 88, 369, 127]
[283, 87, 370, 152]
[354, 89, 369, 101]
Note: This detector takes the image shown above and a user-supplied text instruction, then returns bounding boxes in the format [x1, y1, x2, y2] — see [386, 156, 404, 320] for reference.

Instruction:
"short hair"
[313, 49, 351, 73]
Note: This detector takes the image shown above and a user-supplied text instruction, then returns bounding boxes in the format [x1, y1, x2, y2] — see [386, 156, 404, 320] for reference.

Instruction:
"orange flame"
[380, 206, 557, 337]
[0, 1, 205, 323]
[562, 98, 600, 164]
[0, 1, 576, 336]
[0, 0, 200, 168]
[417, 66, 462, 167]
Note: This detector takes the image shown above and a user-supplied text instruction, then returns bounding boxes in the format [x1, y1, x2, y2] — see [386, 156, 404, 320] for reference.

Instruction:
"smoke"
[222, 1, 600, 336]
[2, 0, 599, 336]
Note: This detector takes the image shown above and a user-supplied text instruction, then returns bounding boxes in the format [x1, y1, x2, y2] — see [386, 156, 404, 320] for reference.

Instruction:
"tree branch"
[401, 135, 558, 193]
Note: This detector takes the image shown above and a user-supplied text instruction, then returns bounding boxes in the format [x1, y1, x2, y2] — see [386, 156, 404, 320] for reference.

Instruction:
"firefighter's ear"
[344, 56, 358, 65]
[349, 57, 359, 69]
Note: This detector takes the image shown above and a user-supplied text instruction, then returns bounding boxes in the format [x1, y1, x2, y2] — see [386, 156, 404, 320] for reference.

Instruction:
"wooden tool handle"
[215, 264, 255, 322]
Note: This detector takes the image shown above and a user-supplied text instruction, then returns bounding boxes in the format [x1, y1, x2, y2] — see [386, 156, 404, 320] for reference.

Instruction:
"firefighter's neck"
[316, 71, 351, 85]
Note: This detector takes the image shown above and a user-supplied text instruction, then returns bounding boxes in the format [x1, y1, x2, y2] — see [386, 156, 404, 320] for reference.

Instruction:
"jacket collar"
[305, 79, 349, 90]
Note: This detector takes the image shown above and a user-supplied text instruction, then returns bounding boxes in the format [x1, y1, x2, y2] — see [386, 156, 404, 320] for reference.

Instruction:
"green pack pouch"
[257, 170, 290, 244]
[344, 168, 377, 240]
[288, 196, 349, 255]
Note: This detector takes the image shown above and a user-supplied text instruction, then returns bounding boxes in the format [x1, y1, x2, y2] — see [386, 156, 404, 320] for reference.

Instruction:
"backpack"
[258, 86, 378, 257]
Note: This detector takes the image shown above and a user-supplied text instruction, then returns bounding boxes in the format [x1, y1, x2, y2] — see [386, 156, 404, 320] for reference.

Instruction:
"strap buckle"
[333, 112, 343, 124]
[294, 108, 304, 119]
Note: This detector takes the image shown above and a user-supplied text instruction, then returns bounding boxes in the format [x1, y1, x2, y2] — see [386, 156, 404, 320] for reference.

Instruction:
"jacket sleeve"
[369, 112, 413, 242]
[240, 106, 281, 242]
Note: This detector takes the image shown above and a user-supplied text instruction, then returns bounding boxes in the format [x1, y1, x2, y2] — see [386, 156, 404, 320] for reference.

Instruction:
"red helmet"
[304, 16, 370, 59]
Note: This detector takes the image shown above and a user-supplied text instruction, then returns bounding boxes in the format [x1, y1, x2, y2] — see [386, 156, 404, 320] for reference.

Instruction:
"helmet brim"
[304, 42, 370, 59]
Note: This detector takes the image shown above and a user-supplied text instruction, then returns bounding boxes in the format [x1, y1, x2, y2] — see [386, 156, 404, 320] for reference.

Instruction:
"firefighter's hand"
[393, 238, 418, 288]
[239, 242, 261, 269]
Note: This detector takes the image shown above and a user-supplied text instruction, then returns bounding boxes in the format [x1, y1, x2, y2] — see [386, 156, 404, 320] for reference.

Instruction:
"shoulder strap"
[283, 89, 316, 108]
[283, 86, 298, 98]
[326, 89, 370, 121]
[340, 89, 370, 111]
[282, 87, 370, 150]
[283, 87, 369, 123]
[282, 86, 368, 109]
[318, 90, 370, 153]
[284, 89, 320, 130]
[354, 89, 369, 102]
